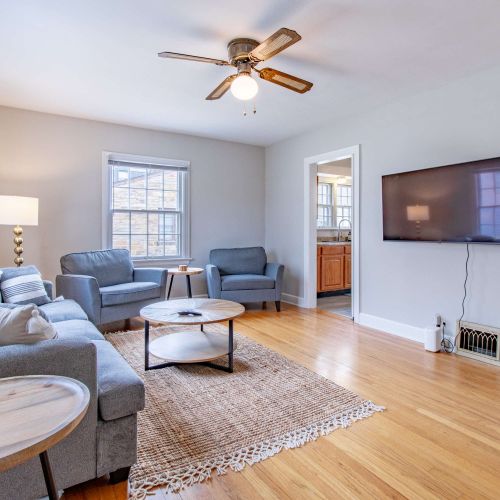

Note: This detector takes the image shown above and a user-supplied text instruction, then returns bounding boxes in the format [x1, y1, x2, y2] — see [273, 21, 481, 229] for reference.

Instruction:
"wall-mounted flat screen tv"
[382, 157, 500, 243]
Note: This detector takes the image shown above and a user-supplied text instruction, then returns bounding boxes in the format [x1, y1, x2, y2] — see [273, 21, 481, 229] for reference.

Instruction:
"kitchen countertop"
[317, 242, 351, 246]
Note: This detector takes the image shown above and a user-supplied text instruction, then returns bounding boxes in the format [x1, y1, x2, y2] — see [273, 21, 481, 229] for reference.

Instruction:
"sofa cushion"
[93, 340, 145, 421]
[0, 266, 51, 306]
[53, 319, 105, 341]
[60, 249, 134, 287]
[100, 282, 161, 307]
[39, 299, 88, 322]
[210, 247, 267, 276]
[221, 274, 275, 291]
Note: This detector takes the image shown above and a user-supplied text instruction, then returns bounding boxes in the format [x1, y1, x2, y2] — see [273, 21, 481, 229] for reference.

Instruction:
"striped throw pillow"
[0, 266, 51, 306]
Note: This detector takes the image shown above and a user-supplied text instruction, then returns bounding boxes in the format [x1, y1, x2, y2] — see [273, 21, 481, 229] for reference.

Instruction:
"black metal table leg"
[186, 275, 192, 298]
[228, 319, 234, 373]
[167, 274, 174, 300]
[144, 320, 150, 371]
[39, 451, 58, 500]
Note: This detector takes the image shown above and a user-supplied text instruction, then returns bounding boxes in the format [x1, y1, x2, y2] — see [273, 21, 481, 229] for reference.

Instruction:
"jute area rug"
[105, 325, 384, 499]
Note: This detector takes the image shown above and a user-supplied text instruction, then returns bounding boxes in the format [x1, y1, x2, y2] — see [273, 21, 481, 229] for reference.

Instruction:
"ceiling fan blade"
[206, 75, 238, 100]
[158, 51, 229, 66]
[258, 68, 313, 93]
[249, 28, 301, 62]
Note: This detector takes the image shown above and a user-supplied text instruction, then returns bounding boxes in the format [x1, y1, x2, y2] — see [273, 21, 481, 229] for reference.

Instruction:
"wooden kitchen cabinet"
[317, 244, 351, 292]
[320, 254, 344, 291]
[344, 254, 351, 288]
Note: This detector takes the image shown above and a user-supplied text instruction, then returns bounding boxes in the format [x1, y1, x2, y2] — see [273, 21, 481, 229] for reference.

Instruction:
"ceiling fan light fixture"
[230, 74, 258, 100]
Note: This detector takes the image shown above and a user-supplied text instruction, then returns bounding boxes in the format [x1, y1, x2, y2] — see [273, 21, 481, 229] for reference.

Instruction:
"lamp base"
[13, 225, 24, 267]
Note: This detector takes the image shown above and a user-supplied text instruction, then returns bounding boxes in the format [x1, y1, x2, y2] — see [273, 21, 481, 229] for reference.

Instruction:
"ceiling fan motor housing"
[227, 38, 259, 66]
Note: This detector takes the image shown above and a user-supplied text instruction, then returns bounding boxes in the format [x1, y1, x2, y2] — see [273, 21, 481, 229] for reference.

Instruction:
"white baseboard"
[281, 293, 307, 308]
[358, 313, 425, 343]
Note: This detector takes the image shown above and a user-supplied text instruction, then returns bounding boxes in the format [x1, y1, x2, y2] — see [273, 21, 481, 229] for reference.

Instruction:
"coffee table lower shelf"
[144, 320, 235, 373]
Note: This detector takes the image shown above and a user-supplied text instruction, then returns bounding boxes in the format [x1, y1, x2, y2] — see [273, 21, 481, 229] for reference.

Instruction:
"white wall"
[265, 64, 500, 339]
[0, 106, 265, 297]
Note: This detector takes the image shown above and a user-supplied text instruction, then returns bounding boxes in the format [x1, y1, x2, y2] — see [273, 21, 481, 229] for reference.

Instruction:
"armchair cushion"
[209, 247, 267, 276]
[221, 274, 275, 291]
[100, 282, 161, 307]
[93, 340, 145, 421]
[61, 249, 134, 287]
[39, 299, 88, 322]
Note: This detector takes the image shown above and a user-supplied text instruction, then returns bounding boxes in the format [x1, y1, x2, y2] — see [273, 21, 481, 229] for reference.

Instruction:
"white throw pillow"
[0, 304, 57, 346]
[27, 308, 58, 340]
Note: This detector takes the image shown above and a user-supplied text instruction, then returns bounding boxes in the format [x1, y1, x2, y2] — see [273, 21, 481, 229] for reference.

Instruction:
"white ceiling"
[1, 0, 500, 146]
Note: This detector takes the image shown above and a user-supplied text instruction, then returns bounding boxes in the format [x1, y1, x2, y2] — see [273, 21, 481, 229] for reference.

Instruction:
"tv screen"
[382, 157, 500, 243]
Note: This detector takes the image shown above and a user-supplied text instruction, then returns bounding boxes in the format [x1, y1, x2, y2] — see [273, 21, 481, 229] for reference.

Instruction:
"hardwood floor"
[64, 304, 500, 499]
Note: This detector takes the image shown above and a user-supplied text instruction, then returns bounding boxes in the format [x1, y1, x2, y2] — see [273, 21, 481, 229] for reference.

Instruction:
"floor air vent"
[457, 321, 500, 366]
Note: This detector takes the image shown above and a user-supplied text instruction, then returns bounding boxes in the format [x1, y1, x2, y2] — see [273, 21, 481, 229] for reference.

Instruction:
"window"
[105, 154, 190, 260]
[478, 171, 500, 237]
[317, 182, 333, 227]
[335, 184, 352, 227]
[317, 180, 352, 228]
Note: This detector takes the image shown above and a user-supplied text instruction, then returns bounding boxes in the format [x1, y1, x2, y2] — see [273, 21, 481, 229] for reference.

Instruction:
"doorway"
[303, 145, 360, 322]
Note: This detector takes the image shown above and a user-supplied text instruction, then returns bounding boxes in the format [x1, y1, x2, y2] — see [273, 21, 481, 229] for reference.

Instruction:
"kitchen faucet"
[335, 219, 352, 241]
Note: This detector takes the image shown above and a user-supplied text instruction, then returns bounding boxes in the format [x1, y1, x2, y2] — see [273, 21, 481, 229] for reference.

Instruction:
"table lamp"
[0, 196, 39, 267]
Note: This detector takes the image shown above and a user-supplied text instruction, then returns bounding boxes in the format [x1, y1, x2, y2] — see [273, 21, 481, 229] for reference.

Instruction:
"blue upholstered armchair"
[206, 247, 284, 311]
[56, 249, 168, 325]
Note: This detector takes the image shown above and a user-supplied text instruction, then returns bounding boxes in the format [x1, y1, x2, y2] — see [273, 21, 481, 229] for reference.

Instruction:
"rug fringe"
[129, 400, 384, 498]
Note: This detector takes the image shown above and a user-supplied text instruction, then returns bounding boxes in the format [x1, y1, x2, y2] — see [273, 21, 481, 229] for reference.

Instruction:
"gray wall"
[265, 64, 500, 335]
[0, 106, 265, 297]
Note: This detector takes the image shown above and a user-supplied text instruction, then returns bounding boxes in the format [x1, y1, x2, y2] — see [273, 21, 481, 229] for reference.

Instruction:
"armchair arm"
[205, 264, 222, 299]
[133, 268, 168, 287]
[43, 280, 54, 300]
[265, 262, 285, 299]
[134, 268, 168, 300]
[56, 274, 101, 324]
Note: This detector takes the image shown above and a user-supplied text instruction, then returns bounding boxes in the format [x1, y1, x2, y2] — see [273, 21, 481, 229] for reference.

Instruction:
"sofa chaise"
[206, 246, 284, 311]
[0, 272, 145, 499]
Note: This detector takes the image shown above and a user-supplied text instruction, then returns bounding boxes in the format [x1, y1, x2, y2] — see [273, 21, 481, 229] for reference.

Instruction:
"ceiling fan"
[158, 28, 313, 101]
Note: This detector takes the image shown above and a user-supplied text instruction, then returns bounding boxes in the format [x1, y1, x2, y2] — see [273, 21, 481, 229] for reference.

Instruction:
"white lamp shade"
[406, 204, 430, 222]
[0, 196, 39, 226]
[230, 74, 258, 100]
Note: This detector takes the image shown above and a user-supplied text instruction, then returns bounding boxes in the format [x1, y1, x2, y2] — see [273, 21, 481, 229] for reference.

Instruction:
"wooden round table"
[0, 375, 90, 500]
[166, 267, 204, 299]
[140, 298, 245, 373]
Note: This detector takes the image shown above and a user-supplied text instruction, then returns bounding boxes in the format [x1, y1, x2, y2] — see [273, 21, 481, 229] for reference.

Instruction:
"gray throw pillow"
[0, 304, 57, 346]
[0, 265, 51, 306]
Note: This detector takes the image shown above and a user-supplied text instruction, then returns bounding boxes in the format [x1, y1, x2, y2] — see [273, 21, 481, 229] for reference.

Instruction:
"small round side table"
[0, 375, 90, 500]
[166, 267, 204, 299]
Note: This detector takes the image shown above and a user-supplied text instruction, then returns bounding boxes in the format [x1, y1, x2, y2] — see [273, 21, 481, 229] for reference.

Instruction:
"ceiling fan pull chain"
[253, 102, 257, 115]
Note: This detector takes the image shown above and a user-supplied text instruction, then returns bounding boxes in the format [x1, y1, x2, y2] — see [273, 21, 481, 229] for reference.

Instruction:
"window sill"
[132, 257, 193, 268]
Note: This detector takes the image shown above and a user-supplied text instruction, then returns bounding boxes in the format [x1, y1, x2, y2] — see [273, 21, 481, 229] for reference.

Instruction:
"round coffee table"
[140, 298, 245, 373]
[0, 375, 90, 500]
[166, 267, 204, 299]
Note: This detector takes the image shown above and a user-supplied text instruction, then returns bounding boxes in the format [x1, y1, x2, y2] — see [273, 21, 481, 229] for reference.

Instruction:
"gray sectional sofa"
[0, 277, 145, 499]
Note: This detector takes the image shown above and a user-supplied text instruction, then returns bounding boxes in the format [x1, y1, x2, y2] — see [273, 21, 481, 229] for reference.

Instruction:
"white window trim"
[101, 151, 192, 266]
